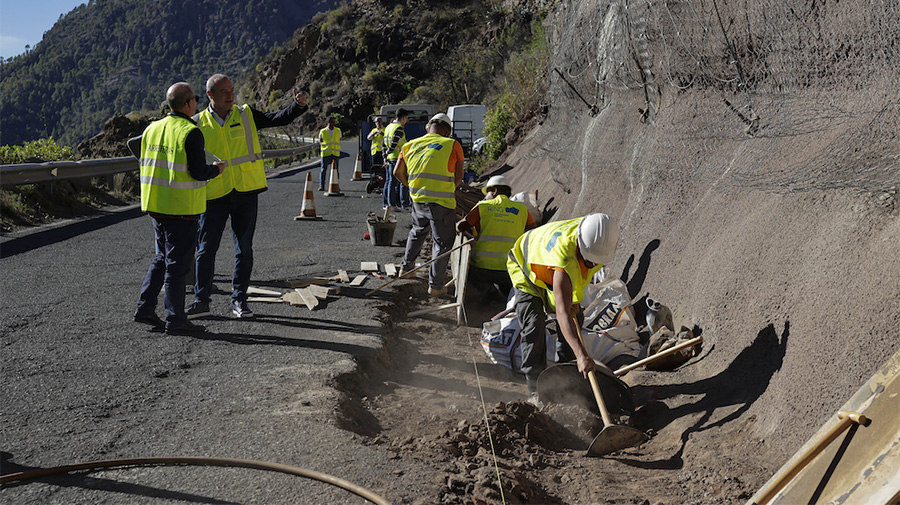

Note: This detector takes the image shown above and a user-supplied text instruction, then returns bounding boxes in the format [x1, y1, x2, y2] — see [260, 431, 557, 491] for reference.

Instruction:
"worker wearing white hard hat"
[456, 175, 536, 300]
[507, 213, 620, 402]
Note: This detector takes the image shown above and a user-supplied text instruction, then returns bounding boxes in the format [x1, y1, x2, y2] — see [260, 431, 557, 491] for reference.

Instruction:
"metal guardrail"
[0, 143, 320, 187]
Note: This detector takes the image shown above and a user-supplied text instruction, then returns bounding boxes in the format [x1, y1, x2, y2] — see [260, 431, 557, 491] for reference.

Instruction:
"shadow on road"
[1, 206, 144, 259]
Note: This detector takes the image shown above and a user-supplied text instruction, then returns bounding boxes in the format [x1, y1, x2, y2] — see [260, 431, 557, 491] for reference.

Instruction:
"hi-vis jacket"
[196, 105, 265, 200]
[507, 217, 602, 311]
[382, 121, 406, 160]
[140, 115, 207, 216]
[319, 126, 342, 157]
[402, 133, 457, 209]
[369, 127, 384, 155]
[471, 195, 529, 270]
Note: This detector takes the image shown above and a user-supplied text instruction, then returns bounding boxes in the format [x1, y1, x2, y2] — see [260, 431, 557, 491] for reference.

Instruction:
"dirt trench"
[330, 281, 761, 505]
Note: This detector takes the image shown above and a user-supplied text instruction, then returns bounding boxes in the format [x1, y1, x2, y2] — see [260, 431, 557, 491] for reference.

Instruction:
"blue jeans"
[400, 202, 455, 288]
[136, 216, 197, 323]
[320, 155, 340, 188]
[194, 191, 259, 304]
[384, 159, 411, 208]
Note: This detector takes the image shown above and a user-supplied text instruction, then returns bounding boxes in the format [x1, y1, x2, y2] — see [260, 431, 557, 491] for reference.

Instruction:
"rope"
[0, 456, 391, 505]
[462, 312, 507, 505]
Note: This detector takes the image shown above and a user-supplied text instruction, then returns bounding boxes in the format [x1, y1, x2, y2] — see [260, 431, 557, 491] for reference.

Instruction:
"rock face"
[77, 113, 155, 160]
[500, 0, 900, 476]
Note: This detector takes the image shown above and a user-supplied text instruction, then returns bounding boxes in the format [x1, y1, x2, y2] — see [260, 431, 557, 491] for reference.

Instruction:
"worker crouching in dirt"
[507, 213, 620, 404]
[456, 175, 536, 301]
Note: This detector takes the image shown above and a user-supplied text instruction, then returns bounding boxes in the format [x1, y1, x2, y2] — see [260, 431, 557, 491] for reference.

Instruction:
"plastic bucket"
[366, 219, 396, 246]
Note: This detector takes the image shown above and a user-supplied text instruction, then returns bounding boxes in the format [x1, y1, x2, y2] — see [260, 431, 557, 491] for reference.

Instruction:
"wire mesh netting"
[534, 0, 900, 194]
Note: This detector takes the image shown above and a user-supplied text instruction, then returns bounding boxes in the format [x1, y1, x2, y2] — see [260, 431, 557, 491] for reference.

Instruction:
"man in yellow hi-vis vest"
[366, 116, 385, 169]
[507, 213, 619, 403]
[187, 74, 307, 320]
[318, 116, 342, 191]
[393, 113, 464, 296]
[456, 175, 536, 300]
[133, 82, 224, 336]
[382, 108, 410, 210]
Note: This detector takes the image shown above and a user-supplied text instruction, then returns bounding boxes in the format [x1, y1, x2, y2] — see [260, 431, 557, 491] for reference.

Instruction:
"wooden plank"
[350, 275, 367, 286]
[384, 263, 397, 278]
[294, 288, 319, 310]
[360, 261, 379, 272]
[307, 284, 332, 300]
[285, 277, 330, 289]
[281, 291, 306, 307]
[247, 286, 283, 297]
[338, 269, 350, 283]
[247, 296, 284, 303]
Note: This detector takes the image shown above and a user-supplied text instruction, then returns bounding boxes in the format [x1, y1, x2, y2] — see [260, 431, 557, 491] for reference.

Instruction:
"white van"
[447, 104, 486, 152]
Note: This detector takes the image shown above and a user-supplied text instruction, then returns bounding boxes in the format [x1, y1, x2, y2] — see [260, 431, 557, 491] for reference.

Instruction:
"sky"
[0, 0, 85, 59]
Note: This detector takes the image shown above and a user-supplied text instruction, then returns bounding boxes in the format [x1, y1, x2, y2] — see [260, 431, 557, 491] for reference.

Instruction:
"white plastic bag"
[481, 316, 557, 370]
[579, 278, 642, 364]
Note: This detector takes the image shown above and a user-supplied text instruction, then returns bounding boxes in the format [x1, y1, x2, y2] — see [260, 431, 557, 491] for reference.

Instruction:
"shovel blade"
[586, 425, 649, 457]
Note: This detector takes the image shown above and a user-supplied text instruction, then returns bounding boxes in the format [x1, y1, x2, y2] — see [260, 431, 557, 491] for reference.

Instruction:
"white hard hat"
[427, 113, 452, 128]
[482, 175, 511, 194]
[577, 213, 619, 265]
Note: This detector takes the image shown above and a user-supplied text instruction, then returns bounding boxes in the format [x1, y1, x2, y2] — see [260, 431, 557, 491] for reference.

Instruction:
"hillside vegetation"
[0, 0, 336, 148]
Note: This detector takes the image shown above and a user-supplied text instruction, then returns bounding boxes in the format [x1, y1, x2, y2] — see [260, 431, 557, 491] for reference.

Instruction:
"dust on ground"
[335, 279, 765, 505]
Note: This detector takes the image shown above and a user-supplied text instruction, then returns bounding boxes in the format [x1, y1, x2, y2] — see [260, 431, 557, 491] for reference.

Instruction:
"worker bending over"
[507, 213, 619, 402]
[457, 175, 536, 300]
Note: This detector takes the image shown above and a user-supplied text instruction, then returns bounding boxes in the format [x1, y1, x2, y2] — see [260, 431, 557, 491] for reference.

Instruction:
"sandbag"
[646, 326, 697, 370]
[579, 278, 642, 364]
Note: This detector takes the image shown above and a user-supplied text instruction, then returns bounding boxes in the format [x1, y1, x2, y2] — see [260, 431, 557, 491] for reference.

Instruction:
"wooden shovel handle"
[614, 336, 703, 376]
[751, 410, 869, 505]
[573, 321, 615, 427]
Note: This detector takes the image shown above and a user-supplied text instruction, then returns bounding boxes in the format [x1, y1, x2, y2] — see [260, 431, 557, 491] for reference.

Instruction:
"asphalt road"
[0, 142, 423, 504]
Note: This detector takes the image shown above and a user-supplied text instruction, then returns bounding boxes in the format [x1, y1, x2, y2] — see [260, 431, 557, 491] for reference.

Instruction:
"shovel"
[575, 324, 649, 457]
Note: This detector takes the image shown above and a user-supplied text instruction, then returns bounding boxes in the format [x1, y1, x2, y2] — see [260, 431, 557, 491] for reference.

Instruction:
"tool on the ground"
[613, 336, 703, 376]
[574, 322, 649, 457]
[364, 238, 475, 296]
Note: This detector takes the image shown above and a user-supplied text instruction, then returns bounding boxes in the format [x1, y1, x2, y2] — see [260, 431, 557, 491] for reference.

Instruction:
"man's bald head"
[166, 82, 197, 114]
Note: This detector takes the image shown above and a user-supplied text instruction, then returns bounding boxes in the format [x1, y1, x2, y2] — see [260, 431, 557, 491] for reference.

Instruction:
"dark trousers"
[320, 155, 340, 188]
[194, 191, 258, 304]
[469, 266, 514, 299]
[515, 289, 549, 393]
[400, 202, 455, 288]
[384, 159, 411, 208]
[136, 216, 198, 323]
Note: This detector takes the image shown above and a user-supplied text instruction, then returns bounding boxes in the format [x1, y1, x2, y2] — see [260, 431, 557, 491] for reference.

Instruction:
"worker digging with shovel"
[507, 213, 649, 456]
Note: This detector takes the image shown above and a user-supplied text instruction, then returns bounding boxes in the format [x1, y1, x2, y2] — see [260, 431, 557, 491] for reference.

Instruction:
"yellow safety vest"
[402, 133, 457, 210]
[369, 128, 384, 155]
[383, 121, 405, 160]
[197, 105, 266, 200]
[471, 195, 529, 271]
[319, 127, 341, 157]
[507, 217, 602, 311]
[139, 115, 208, 215]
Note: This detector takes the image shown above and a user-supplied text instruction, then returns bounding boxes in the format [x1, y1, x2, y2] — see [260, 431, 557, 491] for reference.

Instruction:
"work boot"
[133, 311, 165, 330]
[165, 320, 207, 336]
[186, 301, 211, 320]
[428, 285, 447, 297]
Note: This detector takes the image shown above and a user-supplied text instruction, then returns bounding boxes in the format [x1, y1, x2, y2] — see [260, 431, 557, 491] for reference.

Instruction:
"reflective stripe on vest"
[383, 122, 405, 160]
[369, 128, 384, 155]
[320, 127, 341, 157]
[197, 105, 265, 200]
[471, 195, 528, 270]
[403, 133, 457, 209]
[139, 115, 207, 215]
[507, 217, 601, 311]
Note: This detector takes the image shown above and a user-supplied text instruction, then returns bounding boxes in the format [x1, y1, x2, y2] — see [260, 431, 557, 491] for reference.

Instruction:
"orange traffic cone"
[351, 152, 364, 181]
[294, 172, 323, 220]
[325, 159, 344, 197]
